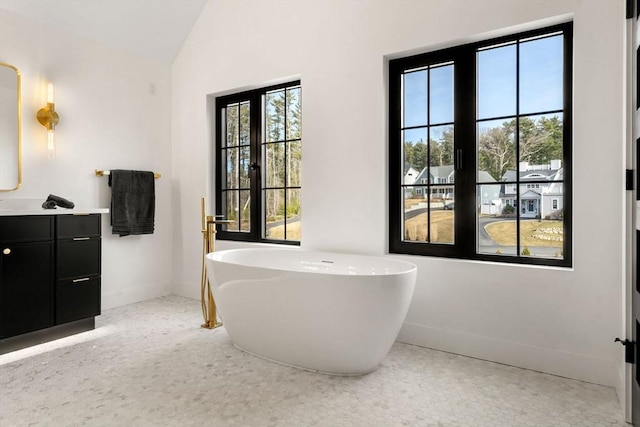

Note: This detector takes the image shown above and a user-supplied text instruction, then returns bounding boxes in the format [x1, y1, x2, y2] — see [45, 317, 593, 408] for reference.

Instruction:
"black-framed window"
[215, 81, 301, 244]
[389, 23, 572, 267]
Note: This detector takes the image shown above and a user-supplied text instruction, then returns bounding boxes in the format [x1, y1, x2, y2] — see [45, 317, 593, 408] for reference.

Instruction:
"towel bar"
[95, 169, 161, 179]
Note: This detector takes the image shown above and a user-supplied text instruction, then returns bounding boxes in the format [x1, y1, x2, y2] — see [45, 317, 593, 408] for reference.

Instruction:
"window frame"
[215, 80, 301, 245]
[389, 23, 572, 267]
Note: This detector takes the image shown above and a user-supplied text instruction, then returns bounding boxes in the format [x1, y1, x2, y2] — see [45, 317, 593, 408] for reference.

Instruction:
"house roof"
[502, 167, 562, 182]
[413, 166, 496, 184]
[430, 165, 454, 180]
[404, 163, 418, 175]
[546, 181, 563, 194]
[413, 168, 427, 184]
[477, 171, 497, 183]
[520, 190, 541, 199]
[414, 165, 455, 183]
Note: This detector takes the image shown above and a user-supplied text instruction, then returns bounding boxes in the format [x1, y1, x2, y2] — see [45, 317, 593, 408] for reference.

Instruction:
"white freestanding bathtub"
[205, 248, 417, 375]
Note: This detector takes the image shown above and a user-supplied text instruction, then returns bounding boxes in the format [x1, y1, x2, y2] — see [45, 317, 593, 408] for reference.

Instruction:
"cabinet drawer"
[0, 216, 53, 243]
[57, 215, 101, 239]
[56, 276, 101, 324]
[56, 238, 101, 280]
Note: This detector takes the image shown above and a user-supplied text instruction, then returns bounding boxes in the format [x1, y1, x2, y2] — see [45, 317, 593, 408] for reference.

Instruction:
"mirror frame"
[0, 62, 22, 191]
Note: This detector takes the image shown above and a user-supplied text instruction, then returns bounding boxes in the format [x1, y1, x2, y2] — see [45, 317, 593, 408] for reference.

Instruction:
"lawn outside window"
[389, 23, 572, 267]
[215, 81, 301, 244]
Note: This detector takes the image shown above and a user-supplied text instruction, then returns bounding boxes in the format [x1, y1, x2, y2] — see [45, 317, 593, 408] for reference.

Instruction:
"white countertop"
[0, 199, 109, 216]
[0, 208, 109, 216]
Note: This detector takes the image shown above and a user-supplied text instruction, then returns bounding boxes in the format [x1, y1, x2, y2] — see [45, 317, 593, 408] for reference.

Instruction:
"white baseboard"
[101, 283, 170, 311]
[171, 281, 200, 301]
[397, 322, 617, 387]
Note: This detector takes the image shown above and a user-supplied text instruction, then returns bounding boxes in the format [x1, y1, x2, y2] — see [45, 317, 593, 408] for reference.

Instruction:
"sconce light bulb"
[47, 83, 54, 103]
[47, 129, 55, 159]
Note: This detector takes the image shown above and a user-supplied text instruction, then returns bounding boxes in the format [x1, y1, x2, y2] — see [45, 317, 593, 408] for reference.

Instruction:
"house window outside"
[389, 23, 572, 266]
[216, 81, 301, 244]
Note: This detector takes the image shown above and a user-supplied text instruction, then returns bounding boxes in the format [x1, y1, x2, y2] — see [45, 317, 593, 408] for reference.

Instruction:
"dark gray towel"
[46, 194, 75, 209]
[108, 169, 155, 236]
[42, 200, 57, 209]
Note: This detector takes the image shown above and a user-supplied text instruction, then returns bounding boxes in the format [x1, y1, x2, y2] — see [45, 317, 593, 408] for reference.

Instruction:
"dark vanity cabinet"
[0, 214, 102, 350]
[0, 216, 55, 338]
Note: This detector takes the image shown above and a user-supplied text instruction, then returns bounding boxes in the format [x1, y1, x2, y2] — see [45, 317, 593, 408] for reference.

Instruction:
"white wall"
[0, 9, 173, 309]
[172, 0, 626, 388]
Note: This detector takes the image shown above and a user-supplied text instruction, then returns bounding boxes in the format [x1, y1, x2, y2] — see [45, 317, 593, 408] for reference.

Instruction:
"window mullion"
[388, 64, 404, 253]
[250, 93, 261, 241]
[426, 68, 431, 243]
[283, 89, 288, 241]
[455, 46, 476, 258]
[215, 101, 224, 235]
[237, 104, 242, 232]
[515, 40, 522, 257]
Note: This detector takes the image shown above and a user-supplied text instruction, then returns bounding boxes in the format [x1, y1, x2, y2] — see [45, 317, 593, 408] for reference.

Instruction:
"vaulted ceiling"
[0, 0, 207, 64]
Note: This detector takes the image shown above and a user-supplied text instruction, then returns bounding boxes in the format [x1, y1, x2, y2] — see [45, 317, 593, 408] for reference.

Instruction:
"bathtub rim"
[206, 247, 417, 278]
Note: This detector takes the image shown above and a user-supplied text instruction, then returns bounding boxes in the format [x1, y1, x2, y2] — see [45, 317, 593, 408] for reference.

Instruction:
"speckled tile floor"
[0, 295, 628, 427]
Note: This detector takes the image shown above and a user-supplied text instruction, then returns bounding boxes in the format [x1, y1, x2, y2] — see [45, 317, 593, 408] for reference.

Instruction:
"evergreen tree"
[412, 141, 428, 171]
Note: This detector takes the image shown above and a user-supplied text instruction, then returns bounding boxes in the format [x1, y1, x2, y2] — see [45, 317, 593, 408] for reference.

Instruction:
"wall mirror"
[0, 62, 22, 191]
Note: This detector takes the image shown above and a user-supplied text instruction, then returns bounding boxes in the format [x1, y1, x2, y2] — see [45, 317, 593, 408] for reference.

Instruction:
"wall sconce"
[36, 83, 59, 158]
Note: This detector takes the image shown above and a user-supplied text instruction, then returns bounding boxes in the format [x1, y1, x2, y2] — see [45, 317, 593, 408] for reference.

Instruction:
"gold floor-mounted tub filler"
[200, 197, 232, 329]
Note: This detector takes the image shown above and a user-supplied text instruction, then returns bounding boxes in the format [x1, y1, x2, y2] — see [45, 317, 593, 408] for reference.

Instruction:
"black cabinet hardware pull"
[72, 237, 91, 241]
[72, 277, 91, 283]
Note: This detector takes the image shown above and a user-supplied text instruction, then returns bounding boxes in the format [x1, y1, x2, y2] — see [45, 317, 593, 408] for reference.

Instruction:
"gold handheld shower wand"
[200, 197, 232, 329]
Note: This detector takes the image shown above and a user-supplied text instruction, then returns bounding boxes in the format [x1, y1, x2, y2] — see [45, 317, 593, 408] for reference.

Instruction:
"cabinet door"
[0, 241, 54, 338]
